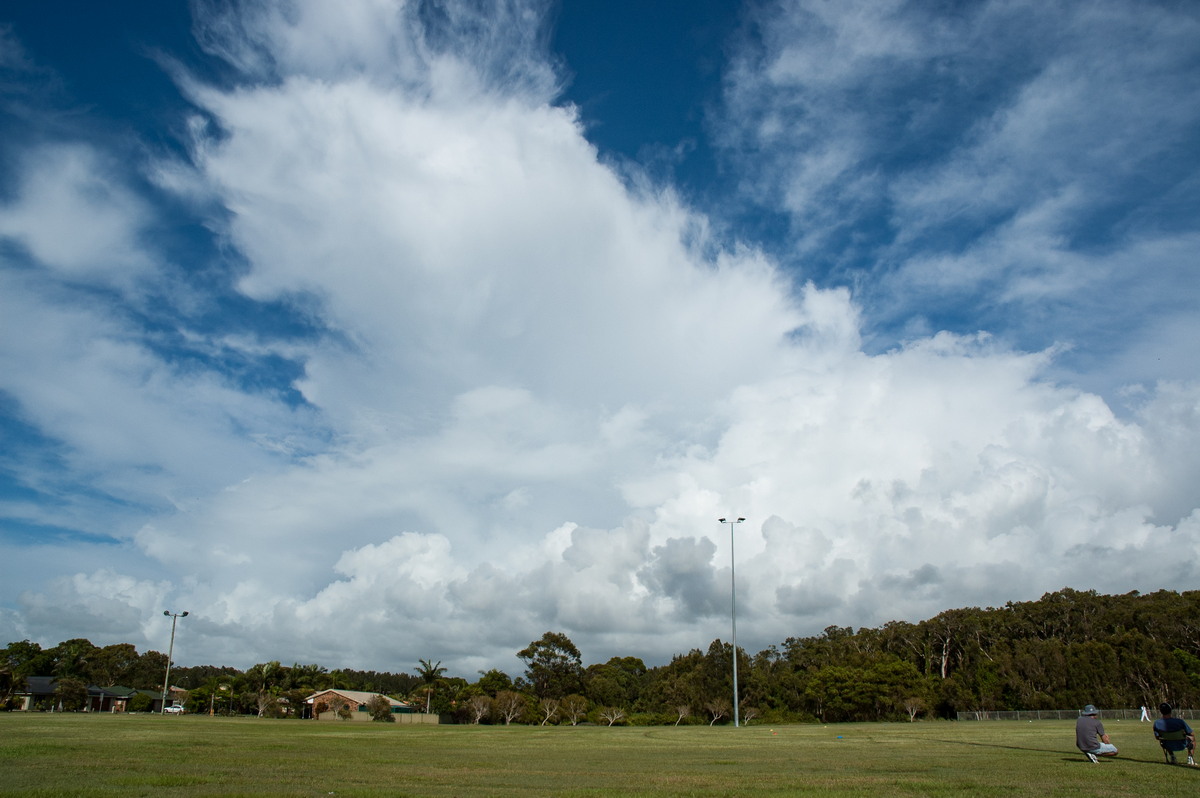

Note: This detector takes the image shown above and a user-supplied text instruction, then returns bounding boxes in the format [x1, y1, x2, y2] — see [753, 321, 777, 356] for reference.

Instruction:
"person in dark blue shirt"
[1153, 703, 1195, 766]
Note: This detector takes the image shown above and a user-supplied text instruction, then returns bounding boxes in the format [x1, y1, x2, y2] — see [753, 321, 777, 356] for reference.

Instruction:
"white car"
[163, 705, 185, 714]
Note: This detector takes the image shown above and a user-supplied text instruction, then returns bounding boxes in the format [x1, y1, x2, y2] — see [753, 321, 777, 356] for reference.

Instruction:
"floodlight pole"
[160, 610, 188, 713]
[719, 517, 745, 727]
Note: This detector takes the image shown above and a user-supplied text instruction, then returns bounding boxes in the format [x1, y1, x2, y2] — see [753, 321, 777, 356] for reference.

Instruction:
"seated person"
[1075, 704, 1118, 762]
[1153, 703, 1196, 765]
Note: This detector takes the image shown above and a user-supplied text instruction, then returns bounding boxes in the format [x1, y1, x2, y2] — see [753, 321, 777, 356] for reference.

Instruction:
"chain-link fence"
[957, 708, 1198, 721]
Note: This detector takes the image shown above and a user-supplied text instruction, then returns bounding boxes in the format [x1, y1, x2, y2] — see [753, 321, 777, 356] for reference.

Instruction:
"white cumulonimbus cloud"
[0, 0, 1197, 675]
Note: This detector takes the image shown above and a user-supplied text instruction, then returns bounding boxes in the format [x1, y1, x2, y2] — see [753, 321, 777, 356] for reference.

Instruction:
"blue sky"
[1, 0, 1198, 677]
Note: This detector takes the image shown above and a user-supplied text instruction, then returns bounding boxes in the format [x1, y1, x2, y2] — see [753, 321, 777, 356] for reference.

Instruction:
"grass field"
[0, 714, 1195, 797]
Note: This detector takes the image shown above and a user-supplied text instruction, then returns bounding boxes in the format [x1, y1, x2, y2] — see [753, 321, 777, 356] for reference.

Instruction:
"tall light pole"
[719, 517, 745, 727]
[160, 610, 188, 713]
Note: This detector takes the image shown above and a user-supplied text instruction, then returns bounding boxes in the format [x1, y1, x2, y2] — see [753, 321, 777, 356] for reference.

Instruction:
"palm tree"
[416, 659, 447, 714]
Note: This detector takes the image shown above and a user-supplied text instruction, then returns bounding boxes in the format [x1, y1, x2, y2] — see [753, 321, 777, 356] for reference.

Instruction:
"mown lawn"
[0, 714, 1194, 796]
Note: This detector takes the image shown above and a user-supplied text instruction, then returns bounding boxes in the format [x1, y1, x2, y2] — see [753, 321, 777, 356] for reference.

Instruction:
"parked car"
[163, 704, 185, 714]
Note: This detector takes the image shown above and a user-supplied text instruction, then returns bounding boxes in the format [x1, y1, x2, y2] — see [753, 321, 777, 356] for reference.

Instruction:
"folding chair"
[1157, 728, 1192, 764]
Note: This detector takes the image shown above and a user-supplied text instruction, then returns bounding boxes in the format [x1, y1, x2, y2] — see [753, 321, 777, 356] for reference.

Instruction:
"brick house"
[305, 689, 432, 722]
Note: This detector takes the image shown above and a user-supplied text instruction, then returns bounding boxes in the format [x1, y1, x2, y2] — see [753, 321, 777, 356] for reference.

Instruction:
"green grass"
[0, 714, 1194, 796]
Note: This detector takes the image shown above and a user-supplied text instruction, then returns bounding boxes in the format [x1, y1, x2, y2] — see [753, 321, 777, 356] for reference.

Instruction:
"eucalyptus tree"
[518, 632, 583, 699]
[560, 694, 588, 725]
[705, 698, 730, 725]
[475, 668, 513, 696]
[598, 706, 626, 726]
[87, 643, 139, 687]
[537, 697, 560, 725]
[493, 690, 526, 725]
[1, 640, 49, 675]
[585, 656, 647, 709]
[128, 651, 169, 691]
[466, 694, 492, 724]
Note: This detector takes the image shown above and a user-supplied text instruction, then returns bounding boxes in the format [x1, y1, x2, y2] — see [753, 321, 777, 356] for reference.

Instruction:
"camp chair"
[1157, 728, 1193, 765]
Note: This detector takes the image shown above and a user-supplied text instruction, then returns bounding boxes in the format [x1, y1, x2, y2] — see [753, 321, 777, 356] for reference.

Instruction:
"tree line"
[3, 588, 1197, 723]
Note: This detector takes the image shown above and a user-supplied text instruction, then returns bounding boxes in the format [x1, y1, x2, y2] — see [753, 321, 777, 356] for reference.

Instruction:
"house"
[165, 685, 188, 709]
[13, 676, 56, 711]
[12, 677, 165, 712]
[304, 689, 436, 723]
[96, 686, 165, 712]
[86, 685, 134, 712]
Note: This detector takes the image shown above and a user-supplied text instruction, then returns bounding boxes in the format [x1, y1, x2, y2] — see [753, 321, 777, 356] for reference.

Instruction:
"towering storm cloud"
[1, 0, 1197, 675]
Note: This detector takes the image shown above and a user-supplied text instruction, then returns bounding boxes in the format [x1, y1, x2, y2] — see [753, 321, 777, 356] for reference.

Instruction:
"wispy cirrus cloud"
[721, 0, 1200, 395]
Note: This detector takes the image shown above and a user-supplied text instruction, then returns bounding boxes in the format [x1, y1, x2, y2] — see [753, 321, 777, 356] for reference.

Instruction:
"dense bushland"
[4, 588, 1197, 723]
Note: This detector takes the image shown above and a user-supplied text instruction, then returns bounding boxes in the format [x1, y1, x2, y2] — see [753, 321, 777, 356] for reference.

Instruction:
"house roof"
[18, 676, 56, 695]
[15, 678, 163, 701]
[92, 685, 142, 698]
[304, 689, 411, 708]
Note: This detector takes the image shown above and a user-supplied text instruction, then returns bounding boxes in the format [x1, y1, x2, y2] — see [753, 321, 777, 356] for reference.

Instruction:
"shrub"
[366, 695, 396, 722]
[127, 693, 153, 713]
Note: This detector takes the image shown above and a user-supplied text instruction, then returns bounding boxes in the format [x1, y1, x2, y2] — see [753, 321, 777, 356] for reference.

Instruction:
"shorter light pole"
[719, 517, 745, 727]
[160, 610, 188, 713]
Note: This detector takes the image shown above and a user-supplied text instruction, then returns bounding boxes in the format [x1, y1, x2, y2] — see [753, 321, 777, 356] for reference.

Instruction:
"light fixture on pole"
[718, 517, 745, 727]
[160, 610, 188, 714]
